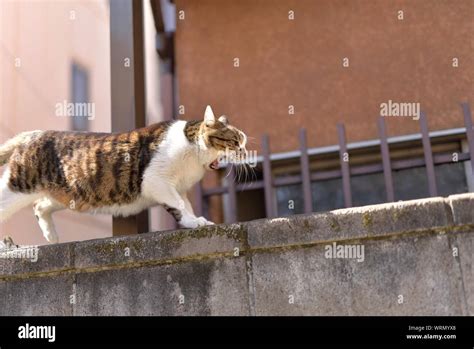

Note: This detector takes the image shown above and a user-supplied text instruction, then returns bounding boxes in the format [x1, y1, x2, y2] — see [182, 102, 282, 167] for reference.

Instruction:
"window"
[234, 167, 266, 222]
[274, 138, 470, 216]
[351, 172, 386, 206]
[434, 162, 468, 196]
[393, 166, 430, 201]
[277, 183, 303, 216]
[71, 63, 89, 131]
[312, 178, 345, 211]
[276, 178, 347, 216]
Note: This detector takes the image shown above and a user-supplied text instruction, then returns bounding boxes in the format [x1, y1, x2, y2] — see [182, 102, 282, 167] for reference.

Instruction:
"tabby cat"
[0, 105, 248, 243]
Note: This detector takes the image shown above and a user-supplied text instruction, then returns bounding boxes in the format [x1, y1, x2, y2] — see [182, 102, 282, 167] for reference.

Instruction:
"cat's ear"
[204, 105, 215, 127]
[218, 115, 228, 125]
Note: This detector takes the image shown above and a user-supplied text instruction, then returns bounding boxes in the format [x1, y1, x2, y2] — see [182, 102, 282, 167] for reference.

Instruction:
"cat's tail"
[0, 130, 43, 166]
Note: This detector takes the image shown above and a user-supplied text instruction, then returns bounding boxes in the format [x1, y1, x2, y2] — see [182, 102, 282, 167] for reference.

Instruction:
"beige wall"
[1, 0, 170, 245]
[0, 0, 112, 245]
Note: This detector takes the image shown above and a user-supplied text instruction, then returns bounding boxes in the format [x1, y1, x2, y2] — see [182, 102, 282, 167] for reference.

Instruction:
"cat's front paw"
[181, 216, 214, 229]
[196, 216, 214, 226]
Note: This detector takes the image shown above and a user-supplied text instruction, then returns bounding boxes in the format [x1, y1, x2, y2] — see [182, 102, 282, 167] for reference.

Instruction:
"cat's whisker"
[236, 163, 244, 188]
[241, 162, 253, 191]
[250, 164, 257, 186]
[236, 163, 242, 184]
[234, 163, 238, 182]
[224, 165, 232, 179]
[249, 163, 257, 183]
[243, 163, 250, 191]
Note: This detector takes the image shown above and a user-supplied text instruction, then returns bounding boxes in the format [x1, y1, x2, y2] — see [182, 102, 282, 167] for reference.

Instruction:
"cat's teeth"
[209, 159, 219, 170]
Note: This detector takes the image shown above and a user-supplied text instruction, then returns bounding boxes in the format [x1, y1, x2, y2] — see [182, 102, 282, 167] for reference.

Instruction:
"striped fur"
[6, 122, 171, 211]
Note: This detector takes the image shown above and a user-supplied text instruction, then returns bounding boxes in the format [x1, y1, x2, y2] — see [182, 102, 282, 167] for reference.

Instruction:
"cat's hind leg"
[33, 197, 65, 243]
[0, 168, 41, 222]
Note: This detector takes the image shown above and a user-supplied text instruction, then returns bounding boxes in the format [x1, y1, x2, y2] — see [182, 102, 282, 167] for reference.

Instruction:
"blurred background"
[1, 0, 472, 245]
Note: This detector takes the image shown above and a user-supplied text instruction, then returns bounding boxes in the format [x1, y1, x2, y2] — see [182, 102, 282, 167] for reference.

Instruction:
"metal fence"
[195, 103, 473, 222]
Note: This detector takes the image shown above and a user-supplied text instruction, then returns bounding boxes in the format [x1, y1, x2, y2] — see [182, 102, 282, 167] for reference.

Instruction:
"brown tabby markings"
[162, 204, 183, 222]
[7, 122, 172, 211]
[184, 121, 244, 150]
[199, 123, 243, 152]
[184, 120, 202, 143]
[184, 120, 243, 152]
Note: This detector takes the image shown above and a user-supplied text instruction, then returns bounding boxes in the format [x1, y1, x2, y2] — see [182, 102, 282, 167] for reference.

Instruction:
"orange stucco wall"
[175, 0, 473, 154]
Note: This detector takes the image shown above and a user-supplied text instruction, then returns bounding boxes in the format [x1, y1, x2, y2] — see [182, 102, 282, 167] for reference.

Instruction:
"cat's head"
[199, 105, 248, 170]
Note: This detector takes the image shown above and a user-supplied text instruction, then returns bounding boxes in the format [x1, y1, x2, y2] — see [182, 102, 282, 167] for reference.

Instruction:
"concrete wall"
[0, 193, 472, 315]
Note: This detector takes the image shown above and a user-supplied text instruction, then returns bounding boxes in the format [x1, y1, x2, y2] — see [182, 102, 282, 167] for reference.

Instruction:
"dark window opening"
[71, 63, 90, 131]
[273, 140, 469, 216]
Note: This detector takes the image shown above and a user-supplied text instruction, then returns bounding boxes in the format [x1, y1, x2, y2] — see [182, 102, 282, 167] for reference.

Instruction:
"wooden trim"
[419, 111, 438, 196]
[110, 0, 149, 235]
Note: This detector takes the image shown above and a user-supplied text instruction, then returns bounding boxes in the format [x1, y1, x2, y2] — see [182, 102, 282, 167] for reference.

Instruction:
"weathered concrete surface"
[0, 194, 473, 315]
[452, 230, 474, 315]
[247, 196, 453, 248]
[449, 193, 474, 225]
[251, 233, 466, 315]
[0, 275, 74, 316]
[74, 258, 250, 316]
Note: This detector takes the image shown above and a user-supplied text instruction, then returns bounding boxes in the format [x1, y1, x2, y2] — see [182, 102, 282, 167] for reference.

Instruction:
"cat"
[0, 105, 248, 243]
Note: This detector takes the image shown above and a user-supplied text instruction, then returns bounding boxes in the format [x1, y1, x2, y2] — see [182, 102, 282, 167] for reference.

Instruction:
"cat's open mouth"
[209, 159, 220, 170]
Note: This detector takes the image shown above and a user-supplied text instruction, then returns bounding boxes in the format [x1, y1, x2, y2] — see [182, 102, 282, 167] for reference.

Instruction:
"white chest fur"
[142, 121, 213, 195]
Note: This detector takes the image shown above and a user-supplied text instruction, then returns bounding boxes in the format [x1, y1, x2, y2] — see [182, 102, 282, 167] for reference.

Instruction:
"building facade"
[172, 0, 473, 223]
